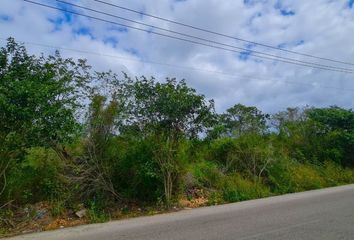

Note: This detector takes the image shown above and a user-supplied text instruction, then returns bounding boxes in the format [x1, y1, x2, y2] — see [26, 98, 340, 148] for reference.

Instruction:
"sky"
[0, 0, 354, 113]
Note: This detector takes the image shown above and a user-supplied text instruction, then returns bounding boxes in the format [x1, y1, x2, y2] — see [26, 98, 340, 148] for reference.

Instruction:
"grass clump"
[221, 174, 271, 202]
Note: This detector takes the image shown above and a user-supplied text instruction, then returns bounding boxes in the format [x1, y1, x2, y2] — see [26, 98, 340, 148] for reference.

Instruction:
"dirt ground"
[0, 195, 208, 238]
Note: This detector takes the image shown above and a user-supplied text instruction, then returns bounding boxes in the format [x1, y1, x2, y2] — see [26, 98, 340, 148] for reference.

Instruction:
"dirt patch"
[180, 188, 209, 208]
[0, 201, 184, 238]
[44, 218, 87, 231]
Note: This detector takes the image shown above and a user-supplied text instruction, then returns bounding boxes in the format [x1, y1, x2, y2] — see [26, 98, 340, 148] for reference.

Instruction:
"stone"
[75, 209, 87, 218]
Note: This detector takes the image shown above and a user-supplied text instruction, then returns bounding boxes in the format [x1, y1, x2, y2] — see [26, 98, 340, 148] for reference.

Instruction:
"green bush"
[111, 138, 163, 203]
[1, 38, 354, 220]
[267, 158, 294, 194]
[207, 135, 274, 179]
[189, 161, 270, 203]
[291, 164, 325, 191]
[49, 199, 66, 217]
[320, 161, 354, 186]
[190, 161, 223, 189]
[207, 138, 235, 169]
[4, 147, 66, 204]
[267, 159, 325, 193]
[221, 174, 270, 202]
[207, 191, 224, 205]
[87, 201, 111, 223]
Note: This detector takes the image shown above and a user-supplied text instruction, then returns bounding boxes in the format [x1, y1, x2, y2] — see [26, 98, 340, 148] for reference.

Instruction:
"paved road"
[7, 184, 354, 240]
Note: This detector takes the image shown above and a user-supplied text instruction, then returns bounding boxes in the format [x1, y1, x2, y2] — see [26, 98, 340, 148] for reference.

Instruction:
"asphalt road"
[6, 184, 354, 240]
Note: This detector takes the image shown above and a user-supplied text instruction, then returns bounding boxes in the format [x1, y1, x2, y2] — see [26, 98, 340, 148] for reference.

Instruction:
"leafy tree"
[307, 106, 354, 167]
[271, 106, 354, 166]
[128, 77, 215, 137]
[0, 38, 90, 201]
[271, 107, 308, 136]
[271, 110, 320, 164]
[307, 106, 354, 132]
[217, 104, 269, 138]
[0, 38, 90, 151]
[126, 76, 215, 205]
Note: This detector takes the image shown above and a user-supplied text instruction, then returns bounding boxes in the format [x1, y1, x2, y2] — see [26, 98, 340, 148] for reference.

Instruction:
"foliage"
[189, 162, 270, 203]
[208, 134, 274, 179]
[190, 161, 223, 189]
[49, 199, 66, 218]
[74, 95, 121, 201]
[212, 104, 269, 138]
[271, 106, 354, 166]
[0, 38, 90, 203]
[1, 39, 354, 225]
[112, 138, 162, 202]
[87, 200, 111, 223]
[267, 159, 326, 193]
[221, 174, 271, 202]
[319, 161, 354, 186]
[124, 77, 215, 205]
[2, 147, 66, 204]
[0, 38, 90, 150]
[307, 107, 354, 167]
[127, 76, 215, 138]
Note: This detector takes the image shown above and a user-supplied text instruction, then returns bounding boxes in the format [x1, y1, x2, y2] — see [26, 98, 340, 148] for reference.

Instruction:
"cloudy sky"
[1, 0, 354, 113]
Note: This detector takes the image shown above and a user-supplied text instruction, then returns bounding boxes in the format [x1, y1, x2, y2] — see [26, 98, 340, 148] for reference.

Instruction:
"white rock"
[75, 209, 87, 218]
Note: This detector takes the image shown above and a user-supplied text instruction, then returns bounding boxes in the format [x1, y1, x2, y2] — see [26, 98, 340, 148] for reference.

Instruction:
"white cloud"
[1, 0, 354, 114]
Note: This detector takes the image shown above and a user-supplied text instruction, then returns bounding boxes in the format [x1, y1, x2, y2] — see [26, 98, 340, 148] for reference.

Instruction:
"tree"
[271, 107, 326, 164]
[75, 95, 122, 201]
[271, 107, 308, 136]
[0, 38, 91, 151]
[307, 106, 354, 167]
[218, 104, 269, 138]
[127, 76, 215, 205]
[307, 106, 354, 133]
[271, 106, 354, 166]
[0, 38, 91, 201]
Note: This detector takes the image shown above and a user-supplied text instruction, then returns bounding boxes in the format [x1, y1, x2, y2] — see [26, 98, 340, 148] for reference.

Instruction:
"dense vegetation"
[1, 39, 354, 231]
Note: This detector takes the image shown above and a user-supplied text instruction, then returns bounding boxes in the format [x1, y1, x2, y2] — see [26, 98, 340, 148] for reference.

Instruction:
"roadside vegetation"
[1, 38, 354, 236]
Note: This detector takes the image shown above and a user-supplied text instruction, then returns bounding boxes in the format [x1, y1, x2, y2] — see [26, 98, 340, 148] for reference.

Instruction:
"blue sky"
[0, 0, 354, 113]
[349, 0, 354, 8]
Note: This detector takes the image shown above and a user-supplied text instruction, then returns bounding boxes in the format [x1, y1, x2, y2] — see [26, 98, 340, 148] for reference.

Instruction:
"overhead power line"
[93, 0, 354, 67]
[1, 37, 353, 92]
[56, 0, 354, 73]
[23, 0, 354, 74]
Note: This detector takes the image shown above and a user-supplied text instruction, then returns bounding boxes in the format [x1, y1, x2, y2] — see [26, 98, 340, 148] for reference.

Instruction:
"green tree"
[271, 107, 325, 164]
[0, 38, 90, 151]
[218, 104, 269, 138]
[271, 107, 308, 136]
[307, 106, 354, 167]
[127, 76, 215, 205]
[0, 38, 90, 201]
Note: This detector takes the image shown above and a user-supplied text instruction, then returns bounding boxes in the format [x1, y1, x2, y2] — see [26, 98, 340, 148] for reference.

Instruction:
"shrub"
[207, 138, 235, 170]
[112, 138, 163, 203]
[320, 161, 354, 186]
[189, 162, 270, 203]
[221, 174, 270, 202]
[189, 161, 223, 189]
[87, 201, 111, 223]
[291, 164, 325, 191]
[207, 191, 224, 205]
[49, 200, 66, 218]
[4, 147, 66, 204]
[208, 135, 274, 180]
[267, 158, 294, 194]
[267, 159, 325, 194]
